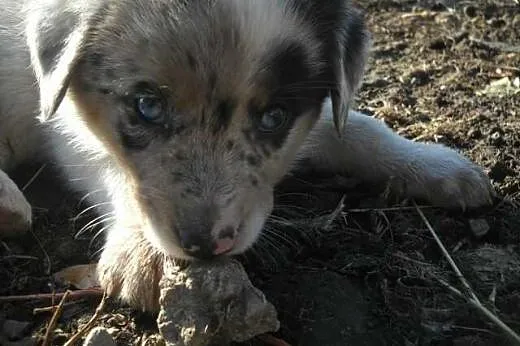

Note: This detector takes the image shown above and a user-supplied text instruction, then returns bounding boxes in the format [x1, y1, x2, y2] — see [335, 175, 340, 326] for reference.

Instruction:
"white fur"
[297, 99, 495, 209]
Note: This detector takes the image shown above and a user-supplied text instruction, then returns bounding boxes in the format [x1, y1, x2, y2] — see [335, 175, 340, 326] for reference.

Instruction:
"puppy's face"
[26, 0, 369, 260]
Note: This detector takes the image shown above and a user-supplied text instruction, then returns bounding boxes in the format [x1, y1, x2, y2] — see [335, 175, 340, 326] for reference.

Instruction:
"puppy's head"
[25, 0, 370, 260]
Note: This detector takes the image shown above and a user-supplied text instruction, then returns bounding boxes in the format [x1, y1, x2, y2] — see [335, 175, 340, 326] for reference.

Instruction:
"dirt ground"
[1, 0, 519, 345]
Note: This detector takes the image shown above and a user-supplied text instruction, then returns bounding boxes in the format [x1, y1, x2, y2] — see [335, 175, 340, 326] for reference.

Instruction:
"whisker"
[74, 201, 113, 220]
[77, 189, 108, 206]
[75, 213, 116, 238]
[263, 227, 299, 249]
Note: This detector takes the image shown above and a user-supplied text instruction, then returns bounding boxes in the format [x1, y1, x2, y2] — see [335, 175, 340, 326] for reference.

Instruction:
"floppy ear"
[329, 8, 371, 136]
[24, 1, 102, 122]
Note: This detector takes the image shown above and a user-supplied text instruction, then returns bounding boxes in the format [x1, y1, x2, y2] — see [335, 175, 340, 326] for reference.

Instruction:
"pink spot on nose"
[213, 237, 236, 255]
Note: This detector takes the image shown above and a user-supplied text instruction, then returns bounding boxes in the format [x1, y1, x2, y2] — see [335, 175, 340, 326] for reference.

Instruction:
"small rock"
[468, 219, 490, 238]
[82, 327, 116, 346]
[157, 258, 279, 346]
[2, 320, 31, 340]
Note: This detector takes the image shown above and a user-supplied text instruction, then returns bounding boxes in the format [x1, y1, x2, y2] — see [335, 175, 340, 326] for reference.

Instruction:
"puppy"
[0, 0, 495, 311]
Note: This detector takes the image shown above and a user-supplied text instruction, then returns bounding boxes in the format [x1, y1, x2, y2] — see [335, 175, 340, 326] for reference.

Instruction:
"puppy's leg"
[97, 223, 164, 312]
[297, 100, 495, 209]
[0, 168, 31, 236]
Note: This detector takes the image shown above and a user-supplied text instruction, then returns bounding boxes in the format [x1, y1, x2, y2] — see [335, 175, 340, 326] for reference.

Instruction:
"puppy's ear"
[329, 7, 371, 136]
[24, 1, 102, 121]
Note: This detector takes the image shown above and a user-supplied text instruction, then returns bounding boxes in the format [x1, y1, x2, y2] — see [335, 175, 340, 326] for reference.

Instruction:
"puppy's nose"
[213, 226, 237, 255]
[178, 226, 237, 260]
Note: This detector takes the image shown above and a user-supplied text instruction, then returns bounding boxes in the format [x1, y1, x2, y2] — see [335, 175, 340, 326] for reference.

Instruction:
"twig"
[21, 163, 47, 192]
[42, 290, 71, 346]
[34, 301, 80, 315]
[413, 202, 520, 344]
[0, 288, 104, 303]
[323, 195, 346, 229]
[27, 226, 52, 276]
[64, 290, 108, 346]
[346, 205, 435, 213]
[1, 255, 40, 261]
[412, 201, 480, 303]
[436, 278, 520, 345]
[392, 252, 434, 267]
[257, 333, 292, 346]
[34, 306, 59, 314]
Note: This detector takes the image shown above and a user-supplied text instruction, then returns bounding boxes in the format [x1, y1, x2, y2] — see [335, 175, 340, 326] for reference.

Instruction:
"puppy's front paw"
[97, 227, 165, 312]
[0, 170, 31, 237]
[404, 145, 495, 210]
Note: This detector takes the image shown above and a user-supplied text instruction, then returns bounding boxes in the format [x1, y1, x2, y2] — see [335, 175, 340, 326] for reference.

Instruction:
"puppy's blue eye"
[136, 96, 165, 124]
[258, 107, 289, 133]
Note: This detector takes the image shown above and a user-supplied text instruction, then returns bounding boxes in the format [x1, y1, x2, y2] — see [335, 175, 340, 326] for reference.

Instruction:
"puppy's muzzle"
[175, 204, 238, 260]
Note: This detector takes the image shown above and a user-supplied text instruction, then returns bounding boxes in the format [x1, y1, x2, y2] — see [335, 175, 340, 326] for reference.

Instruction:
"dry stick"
[64, 291, 108, 346]
[42, 290, 71, 346]
[413, 202, 520, 344]
[34, 301, 81, 315]
[34, 306, 59, 315]
[436, 278, 520, 345]
[412, 201, 481, 304]
[0, 288, 104, 303]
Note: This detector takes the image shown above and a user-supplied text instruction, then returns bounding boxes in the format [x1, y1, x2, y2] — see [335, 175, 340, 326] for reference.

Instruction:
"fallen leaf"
[53, 264, 100, 289]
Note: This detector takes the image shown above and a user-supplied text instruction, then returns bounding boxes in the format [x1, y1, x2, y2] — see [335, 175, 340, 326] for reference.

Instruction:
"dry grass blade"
[64, 290, 108, 346]
[436, 278, 520, 345]
[412, 201, 480, 303]
[21, 163, 47, 192]
[413, 201, 520, 344]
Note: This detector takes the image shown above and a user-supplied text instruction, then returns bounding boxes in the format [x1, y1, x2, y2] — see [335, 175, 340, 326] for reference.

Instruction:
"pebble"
[82, 327, 117, 346]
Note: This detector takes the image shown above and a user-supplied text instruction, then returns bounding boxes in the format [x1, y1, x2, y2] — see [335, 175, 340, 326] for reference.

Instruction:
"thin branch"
[436, 278, 520, 345]
[413, 201, 480, 303]
[64, 291, 108, 346]
[413, 201, 520, 344]
[42, 290, 71, 346]
[0, 288, 104, 303]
